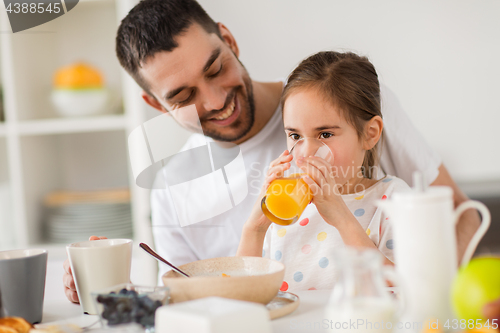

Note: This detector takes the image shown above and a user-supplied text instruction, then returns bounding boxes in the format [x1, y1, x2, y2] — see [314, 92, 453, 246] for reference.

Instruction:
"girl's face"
[283, 87, 367, 185]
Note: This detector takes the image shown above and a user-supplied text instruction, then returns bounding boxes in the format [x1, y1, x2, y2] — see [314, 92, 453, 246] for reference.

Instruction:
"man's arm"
[431, 164, 481, 266]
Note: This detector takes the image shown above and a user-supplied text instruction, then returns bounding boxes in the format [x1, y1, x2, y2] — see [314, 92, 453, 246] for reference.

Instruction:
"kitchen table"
[40, 290, 334, 333]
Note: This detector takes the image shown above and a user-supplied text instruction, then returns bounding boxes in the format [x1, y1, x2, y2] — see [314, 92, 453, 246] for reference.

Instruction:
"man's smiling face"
[139, 23, 255, 143]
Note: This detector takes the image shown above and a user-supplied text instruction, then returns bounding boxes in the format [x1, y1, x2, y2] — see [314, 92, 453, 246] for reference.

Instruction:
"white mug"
[67, 239, 132, 314]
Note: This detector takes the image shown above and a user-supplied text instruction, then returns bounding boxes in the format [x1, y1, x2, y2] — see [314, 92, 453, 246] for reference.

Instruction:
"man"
[63, 0, 480, 302]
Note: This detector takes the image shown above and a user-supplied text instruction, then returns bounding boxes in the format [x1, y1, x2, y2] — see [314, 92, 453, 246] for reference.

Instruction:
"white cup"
[67, 239, 133, 314]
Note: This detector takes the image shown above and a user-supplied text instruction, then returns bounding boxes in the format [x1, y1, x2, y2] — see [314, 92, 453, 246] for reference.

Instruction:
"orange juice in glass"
[261, 139, 333, 226]
[261, 173, 311, 225]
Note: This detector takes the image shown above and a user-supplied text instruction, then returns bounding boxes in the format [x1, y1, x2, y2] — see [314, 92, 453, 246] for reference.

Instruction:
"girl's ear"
[363, 116, 383, 150]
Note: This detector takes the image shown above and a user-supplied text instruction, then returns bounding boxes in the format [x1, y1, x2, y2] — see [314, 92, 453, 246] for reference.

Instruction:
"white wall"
[198, 0, 500, 183]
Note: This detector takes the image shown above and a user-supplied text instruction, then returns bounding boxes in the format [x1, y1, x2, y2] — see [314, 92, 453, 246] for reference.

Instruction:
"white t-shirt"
[262, 176, 410, 292]
[378, 86, 441, 183]
[151, 97, 287, 282]
[151, 83, 441, 281]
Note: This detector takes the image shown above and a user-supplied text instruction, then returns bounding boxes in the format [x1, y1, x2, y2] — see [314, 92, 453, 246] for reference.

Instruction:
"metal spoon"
[139, 243, 190, 278]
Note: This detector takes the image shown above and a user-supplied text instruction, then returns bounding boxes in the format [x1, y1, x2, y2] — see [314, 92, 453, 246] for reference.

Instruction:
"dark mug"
[0, 249, 48, 324]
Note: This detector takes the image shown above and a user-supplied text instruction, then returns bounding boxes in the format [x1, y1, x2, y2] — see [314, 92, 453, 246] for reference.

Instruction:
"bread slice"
[0, 318, 32, 333]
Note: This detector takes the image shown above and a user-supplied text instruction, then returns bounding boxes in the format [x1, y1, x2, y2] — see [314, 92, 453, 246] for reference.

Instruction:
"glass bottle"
[325, 247, 403, 333]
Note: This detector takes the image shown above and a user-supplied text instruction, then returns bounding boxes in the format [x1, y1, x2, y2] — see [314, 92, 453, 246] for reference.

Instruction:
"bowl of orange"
[51, 63, 109, 117]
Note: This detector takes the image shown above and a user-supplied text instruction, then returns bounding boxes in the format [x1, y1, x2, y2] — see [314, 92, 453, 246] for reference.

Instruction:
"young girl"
[236, 51, 411, 291]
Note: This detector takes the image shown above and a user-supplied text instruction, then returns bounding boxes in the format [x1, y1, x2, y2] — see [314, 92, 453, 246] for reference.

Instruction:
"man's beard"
[199, 70, 255, 143]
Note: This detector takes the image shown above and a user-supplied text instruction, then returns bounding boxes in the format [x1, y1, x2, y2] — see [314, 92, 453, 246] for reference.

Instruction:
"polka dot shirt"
[262, 176, 410, 292]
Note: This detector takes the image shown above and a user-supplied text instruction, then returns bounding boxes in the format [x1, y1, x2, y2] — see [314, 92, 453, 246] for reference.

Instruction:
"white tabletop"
[271, 290, 332, 332]
[40, 290, 332, 333]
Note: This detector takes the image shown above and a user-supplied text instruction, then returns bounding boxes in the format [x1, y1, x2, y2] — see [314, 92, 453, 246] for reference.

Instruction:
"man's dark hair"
[116, 0, 221, 92]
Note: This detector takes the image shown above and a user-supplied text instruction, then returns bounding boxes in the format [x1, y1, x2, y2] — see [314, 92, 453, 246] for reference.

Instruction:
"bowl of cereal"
[161, 256, 285, 304]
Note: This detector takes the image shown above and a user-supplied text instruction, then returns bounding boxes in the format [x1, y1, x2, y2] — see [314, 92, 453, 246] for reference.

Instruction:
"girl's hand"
[297, 155, 352, 229]
[237, 150, 293, 257]
[245, 150, 293, 233]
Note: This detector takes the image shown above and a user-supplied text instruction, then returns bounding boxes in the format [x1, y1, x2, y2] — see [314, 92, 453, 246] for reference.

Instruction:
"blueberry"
[140, 315, 154, 327]
[130, 297, 139, 308]
[107, 312, 120, 326]
[135, 309, 146, 320]
[136, 295, 145, 305]
[119, 288, 128, 295]
[98, 295, 116, 305]
[119, 312, 132, 324]
[116, 301, 130, 313]
[102, 308, 113, 320]
[153, 300, 163, 310]
[140, 296, 155, 311]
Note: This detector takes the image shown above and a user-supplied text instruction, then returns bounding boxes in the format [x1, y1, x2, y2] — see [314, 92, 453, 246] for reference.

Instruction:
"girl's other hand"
[263, 149, 293, 189]
[237, 150, 293, 257]
[298, 155, 352, 228]
[245, 150, 293, 233]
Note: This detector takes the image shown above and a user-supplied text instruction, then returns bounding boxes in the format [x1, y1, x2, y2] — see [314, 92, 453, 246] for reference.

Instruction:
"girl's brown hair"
[282, 51, 383, 179]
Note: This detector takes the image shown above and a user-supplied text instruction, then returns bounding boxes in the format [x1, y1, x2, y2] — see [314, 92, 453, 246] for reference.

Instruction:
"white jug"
[377, 184, 491, 332]
[325, 247, 404, 333]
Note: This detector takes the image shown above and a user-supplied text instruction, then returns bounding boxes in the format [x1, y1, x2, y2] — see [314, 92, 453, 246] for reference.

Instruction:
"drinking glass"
[261, 138, 333, 225]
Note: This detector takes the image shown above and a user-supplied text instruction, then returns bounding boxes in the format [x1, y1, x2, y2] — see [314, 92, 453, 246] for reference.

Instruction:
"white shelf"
[6, 0, 122, 121]
[0, 0, 141, 247]
[0, 0, 159, 286]
[16, 114, 127, 136]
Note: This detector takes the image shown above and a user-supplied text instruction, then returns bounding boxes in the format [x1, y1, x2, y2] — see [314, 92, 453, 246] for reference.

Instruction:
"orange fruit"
[54, 63, 104, 89]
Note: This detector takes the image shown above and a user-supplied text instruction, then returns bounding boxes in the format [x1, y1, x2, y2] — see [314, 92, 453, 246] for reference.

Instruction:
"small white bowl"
[162, 256, 285, 304]
[51, 89, 108, 117]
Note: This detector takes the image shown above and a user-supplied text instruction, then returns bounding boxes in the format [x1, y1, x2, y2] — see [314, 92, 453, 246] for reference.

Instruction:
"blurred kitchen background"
[0, 0, 498, 300]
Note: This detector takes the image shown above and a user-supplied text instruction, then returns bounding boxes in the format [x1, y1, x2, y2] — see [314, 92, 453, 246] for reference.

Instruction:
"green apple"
[451, 256, 500, 321]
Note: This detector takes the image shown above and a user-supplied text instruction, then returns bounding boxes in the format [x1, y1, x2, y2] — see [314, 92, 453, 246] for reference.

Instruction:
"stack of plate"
[44, 189, 133, 244]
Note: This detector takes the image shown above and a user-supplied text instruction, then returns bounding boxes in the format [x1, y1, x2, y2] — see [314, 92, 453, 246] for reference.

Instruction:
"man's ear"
[141, 91, 168, 114]
[217, 22, 239, 57]
[363, 116, 383, 150]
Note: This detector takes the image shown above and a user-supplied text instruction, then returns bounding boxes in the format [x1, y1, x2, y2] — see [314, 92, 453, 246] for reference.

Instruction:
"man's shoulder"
[379, 83, 402, 119]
